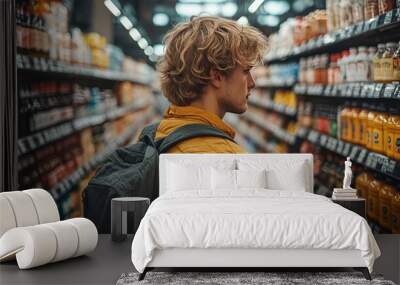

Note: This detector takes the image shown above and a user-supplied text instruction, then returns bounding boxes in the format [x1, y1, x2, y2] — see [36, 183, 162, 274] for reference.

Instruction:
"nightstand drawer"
[332, 198, 366, 219]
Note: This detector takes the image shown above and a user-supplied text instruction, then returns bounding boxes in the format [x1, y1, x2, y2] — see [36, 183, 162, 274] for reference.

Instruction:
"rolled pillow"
[0, 196, 17, 237]
[0, 218, 98, 269]
[0, 191, 39, 227]
[23, 189, 59, 224]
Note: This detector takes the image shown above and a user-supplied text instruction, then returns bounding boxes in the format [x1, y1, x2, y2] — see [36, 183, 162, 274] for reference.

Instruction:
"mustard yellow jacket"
[155, 105, 246, 153]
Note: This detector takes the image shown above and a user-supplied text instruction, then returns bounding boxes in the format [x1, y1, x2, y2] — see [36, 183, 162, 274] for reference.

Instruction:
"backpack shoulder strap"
[157, 124, 236, 154]
[138, 122, 161, 142]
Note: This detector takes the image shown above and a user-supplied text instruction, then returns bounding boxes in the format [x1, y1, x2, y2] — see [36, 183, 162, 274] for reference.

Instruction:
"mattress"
[131, 190, 380, 273]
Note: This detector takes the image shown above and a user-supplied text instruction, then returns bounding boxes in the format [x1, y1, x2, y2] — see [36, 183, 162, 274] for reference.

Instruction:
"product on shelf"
[379, 179, 397, 231]
[393, 190, 400, 233]
[384, 106, 400, 159]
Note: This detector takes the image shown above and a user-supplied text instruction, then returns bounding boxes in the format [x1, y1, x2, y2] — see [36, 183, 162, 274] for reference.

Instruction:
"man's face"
[218, 65, 256, 114]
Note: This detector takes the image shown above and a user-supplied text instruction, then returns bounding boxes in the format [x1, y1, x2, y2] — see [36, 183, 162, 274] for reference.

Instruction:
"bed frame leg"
[354, 267, 371, 280]
[138, 268, 148, 281]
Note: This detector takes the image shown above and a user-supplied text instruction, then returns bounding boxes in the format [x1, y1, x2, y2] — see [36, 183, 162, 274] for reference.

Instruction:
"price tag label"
[373, 83, 384, 98]
[356, 148, 368, 164]
[350, 146, 359, 160]
[355, 22, 364, 34]
[383, 83, 396, 98]
[363, 21, 370, 32]
[331, 85, 338, 96]
[380, 158, 397, 175]
[308, 130, 319, 143]
[346, 84, 354, 97]
[365, 153, 378, 169]
[393, 85, 400, 99]
[384, 10, 394, 25]
[353, 83, 361, 97]
[324, 85, 332, 96]
[342, 142, 351, 156]
[360, 84, 369, 98]
[370, 17, 379, 30]
[336, 140, 344, 154]
[320, 134, 328, 147]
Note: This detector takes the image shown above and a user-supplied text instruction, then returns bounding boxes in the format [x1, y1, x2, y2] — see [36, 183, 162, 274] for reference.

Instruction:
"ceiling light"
[104, 0, 121, 17]
[179, 0, 226, 3]
[138, 38, 148, 49]
[264, 1, 290, 15]
[144, 46, 154, 56]
[119, 16, 133, 30]
[257, 14, 280, 26]
[237, 16, 249, 26]
[176, 3, 202, 17]
[129, 28, 141, 41]
[154, 44, 165, 56]
[204, 3, 220, 15]
[248, 0, 265, 13]
[221, 2, 238, 17]
[153, 13, 169, 26]
[293, 0, 313, 12]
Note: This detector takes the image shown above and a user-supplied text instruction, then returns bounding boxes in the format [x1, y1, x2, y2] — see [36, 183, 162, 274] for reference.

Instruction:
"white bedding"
[131, 190, 380, 273]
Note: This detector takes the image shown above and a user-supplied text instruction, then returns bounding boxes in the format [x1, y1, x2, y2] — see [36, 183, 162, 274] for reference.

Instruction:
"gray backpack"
[83, 122, 236, 233]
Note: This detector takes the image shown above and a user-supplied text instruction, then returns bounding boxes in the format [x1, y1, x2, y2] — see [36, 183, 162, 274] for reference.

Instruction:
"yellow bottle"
[384, 106, 400, 158]
[355, 172, 373, 200]
[371, 104, 389, 154]
[358, 103, 369, 147]
[381, 42, 397, 83]
[392, 191, 400, 234]
[379, 180, 396, 231]
[366, 106, 378, 151]
[367, 178, 383, 222]
[340, 103, 351, 141]
[350, 102, 361, 144]
[373, 44, 385, 82]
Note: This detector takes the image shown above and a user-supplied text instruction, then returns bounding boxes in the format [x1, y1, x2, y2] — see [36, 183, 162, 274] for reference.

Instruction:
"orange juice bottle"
[355, 171, 373, 199]
[340, 102, 351, 141]
[392, 110, 400, 161]
[358, 103, 369, 147]
[379, 179, 396, 231]
[350, 102, 361, 144]
[367, 177, 383, 222]
[392, 190, 400, 234]
[384, 106, 400, 158]
[371, 104, 389, 154]
[366, 105, 378, 150]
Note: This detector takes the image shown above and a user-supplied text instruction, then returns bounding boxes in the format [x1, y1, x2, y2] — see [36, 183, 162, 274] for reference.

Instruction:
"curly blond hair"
[157, 16, 268, 106]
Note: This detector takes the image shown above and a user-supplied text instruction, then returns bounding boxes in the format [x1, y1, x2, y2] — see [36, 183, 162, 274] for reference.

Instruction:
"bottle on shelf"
[373, 43, 386, 82]
[379, 178, 397, 232]
[350, 102, 362, 144]
[358, 103, 370, 147]
[393, 40, 400, 81]
[371, 104, 389, 154]
[367, 176, 383, 222]
[392, 190, 400, 234]
[368, 46, 377, 82]
[356, 46, 369, 82]
[381, 42, 397, 83]
[384, 106, 400, 158]
[339, 102, 352, 141]
[366, 104, 378, 150]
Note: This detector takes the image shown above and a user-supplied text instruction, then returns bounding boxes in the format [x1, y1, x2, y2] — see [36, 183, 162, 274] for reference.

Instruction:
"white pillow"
[236, 169, 267, 189]
[211, 168, 237, 190]
[238, 159, 308, 191]
[167, 162, 211, 191]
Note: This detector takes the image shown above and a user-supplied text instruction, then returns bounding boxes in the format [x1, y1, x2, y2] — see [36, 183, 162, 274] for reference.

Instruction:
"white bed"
[131, 154, 380, 280]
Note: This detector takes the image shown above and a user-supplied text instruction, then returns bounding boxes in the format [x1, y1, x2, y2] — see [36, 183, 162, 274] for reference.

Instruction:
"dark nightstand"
[331, 198, 366, 219]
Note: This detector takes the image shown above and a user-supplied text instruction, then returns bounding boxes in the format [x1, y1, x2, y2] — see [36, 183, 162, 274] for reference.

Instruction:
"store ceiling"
[109, 0, 325, 64]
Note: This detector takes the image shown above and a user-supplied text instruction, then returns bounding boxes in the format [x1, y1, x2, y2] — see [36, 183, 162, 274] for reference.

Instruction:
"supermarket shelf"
[17, 54, 151, 85]
[232, 122, 276, 153]
[242, 113, 296, 145]
[255, 78, 295, 89]
[50, 111, 154, 201]
[294, 83, 400, 99]
[297, 127, 400, 181]
[18, 98, 151, 156]
[248, 96, 297, 117]
[265, 8, 400, 64]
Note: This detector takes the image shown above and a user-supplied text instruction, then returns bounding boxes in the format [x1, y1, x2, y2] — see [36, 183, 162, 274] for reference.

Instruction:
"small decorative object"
[343, 157, 353, 190]
[332, 157, 358, 200]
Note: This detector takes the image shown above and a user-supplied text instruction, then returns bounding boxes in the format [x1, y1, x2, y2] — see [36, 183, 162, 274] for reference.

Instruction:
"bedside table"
[331, 198, 366, 219]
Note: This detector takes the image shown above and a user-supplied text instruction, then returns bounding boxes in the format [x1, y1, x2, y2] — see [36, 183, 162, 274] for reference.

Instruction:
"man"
[155, 16, 268, 153]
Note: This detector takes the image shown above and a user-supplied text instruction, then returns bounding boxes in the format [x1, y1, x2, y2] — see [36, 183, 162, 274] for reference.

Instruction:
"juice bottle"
[392, 190, 400, 234]
[371, 104, 389, 154]
[356, 46, 369, 82]
[381, 42, 397, 83]
[384, 106, 400, 158]
[379, 179, 396, 231]
[367, 177, 383, 222]
[339, 102, 351, 141]
[355, 171, 373, 199]
[373, 44, 385, 82]
[393, 40, 400, 81]
[366, 105, 378, 150]
[368, 47, 377, 81]
[393, 111, 400, 160]
[358, 103, 369, 146]
[350, 102, 361, 144]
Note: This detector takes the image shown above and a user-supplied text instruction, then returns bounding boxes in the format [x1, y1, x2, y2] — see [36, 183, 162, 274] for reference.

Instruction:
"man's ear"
[209, 69, 224, 89]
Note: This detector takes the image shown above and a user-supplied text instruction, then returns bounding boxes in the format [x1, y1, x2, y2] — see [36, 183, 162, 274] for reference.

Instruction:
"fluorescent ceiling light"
[119, 16, 133, 30]
[237, 16, 249, 25]
[138, 38, 148, 49]
[221, 2, 238, 17]
[129, 28, 141, 41]
[248, 0, 265, 13]
[204, 3, 220, 15]
[257, 14, 280, 26]
[293, 0, 313, 12]
[153, 13, 169, 26]
[264, 1, 290, 15]
[154, 44, 165, 56]
[179, 0, 225, 3]
[144, 46, 154, 56]
[104, 0, 121, 17]
[176, 3, 202, 17]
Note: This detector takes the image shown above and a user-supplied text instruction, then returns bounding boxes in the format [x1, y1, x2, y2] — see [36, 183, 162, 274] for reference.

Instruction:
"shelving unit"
[265, 8, 400, 63]
[248, 96, 297, 117]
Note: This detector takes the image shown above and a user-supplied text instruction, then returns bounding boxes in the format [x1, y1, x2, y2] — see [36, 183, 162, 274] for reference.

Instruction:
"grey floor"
[0, 234, 399, 285]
